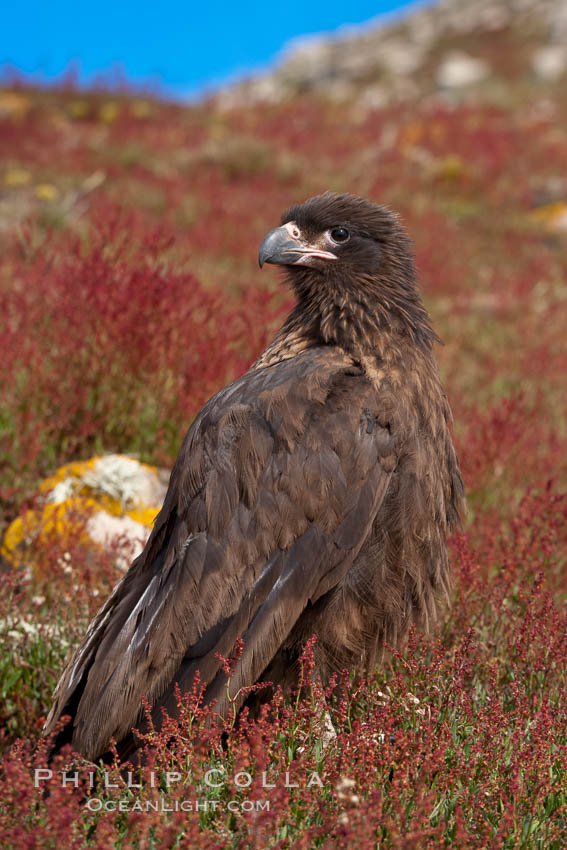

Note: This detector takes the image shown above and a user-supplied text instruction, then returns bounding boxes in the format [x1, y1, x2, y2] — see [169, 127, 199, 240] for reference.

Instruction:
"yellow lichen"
[126, 506, 160, 527]
[2, 456, 163, 571]
[99, 103, 119, 123]
[35, 184, 59, 201]
[38, 458, 98, 494]
[530, 201, 567, 232]
[68, 99, 90, 119]
[4, 168, 32, 187]
[1, 498, 99, 568]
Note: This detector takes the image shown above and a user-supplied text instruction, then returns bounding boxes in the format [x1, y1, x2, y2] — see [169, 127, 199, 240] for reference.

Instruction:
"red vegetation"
[0, 204, 282, 516]
[0, 80, 566, 846]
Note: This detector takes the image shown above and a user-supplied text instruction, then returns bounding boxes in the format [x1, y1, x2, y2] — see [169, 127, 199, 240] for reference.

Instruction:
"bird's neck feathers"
[259, 264, 439, 367]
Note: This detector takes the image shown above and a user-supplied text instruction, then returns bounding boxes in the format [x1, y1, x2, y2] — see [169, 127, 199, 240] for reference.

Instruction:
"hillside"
[224, 0, 567, 107]
[1, 0, 566, 845]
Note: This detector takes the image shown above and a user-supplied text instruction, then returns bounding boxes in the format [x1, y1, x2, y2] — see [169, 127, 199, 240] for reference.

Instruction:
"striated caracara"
[44, 192, 465, 761]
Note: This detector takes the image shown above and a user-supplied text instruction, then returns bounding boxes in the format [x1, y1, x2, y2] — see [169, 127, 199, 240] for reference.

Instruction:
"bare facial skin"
[258, 220, 338, 267]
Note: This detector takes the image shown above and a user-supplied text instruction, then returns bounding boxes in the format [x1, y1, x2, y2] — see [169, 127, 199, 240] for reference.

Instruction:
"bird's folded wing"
[44, 350, 397, 760]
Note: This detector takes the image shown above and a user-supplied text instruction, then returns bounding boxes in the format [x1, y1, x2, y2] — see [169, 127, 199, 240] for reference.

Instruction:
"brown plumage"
[44, 192, 465, 762]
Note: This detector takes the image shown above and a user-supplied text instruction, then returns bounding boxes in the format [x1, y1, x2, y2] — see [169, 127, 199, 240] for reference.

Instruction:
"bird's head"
[259, 192, 435, 349]
[259, 191, 411, 279]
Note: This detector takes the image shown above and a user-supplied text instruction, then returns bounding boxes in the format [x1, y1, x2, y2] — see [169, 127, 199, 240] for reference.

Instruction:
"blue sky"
[1, 0, 423, 99]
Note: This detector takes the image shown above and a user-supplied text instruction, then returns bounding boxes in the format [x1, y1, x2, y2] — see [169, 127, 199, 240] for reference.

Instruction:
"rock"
[357, 83, 391, 111]
[86, 511, 153, 569]
[2, 455, 168, 572]
[530, 201, 567, 232]
[436, 51, 490, 88]
[547, 2, 567, 42]
[406, 10, 437, 47]
[532, 45, 567, 80]
[47, 454, 167, 508]
[378, 38, 426, 76]
[216, 0, 565, 109]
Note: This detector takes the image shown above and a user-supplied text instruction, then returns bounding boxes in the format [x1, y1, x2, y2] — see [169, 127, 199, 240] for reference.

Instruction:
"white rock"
[379, 38, 425, 75]
[82, 455, 166, 507]
[532, 45, 567, 80]
[48, 478, 76, 504]
[87, 511, 150, 569]
[325, 80, 357, 102]
[549, 208, 567, 232]
[478, 5, 511, 30]
[357, 83, 390, 111]
[245, 76, 287, 104]
[436, 51, 490, 87]
[406, 12, 437, 48]
[279, 35, 334, 84]
[548, 3, 567, 42]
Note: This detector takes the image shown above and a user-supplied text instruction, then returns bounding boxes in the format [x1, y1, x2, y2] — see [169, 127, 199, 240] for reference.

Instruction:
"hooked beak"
[258, 225, 338, 268]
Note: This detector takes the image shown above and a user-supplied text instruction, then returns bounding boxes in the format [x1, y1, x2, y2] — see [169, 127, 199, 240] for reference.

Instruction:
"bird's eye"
[330, 227, 350, 244]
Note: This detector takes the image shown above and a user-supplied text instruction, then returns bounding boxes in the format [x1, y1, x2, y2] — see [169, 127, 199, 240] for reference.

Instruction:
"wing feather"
[44, 348, 398, 760]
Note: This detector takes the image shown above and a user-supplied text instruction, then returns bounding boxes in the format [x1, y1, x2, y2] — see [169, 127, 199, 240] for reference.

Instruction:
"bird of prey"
[44, 192, 465, 762]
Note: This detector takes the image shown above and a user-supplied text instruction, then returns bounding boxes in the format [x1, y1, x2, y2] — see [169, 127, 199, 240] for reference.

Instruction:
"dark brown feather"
[44, 193, 465, 761]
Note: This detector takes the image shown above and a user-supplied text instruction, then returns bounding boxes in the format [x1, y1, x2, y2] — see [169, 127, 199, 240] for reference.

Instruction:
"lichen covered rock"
[2, 455, 168, 572]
